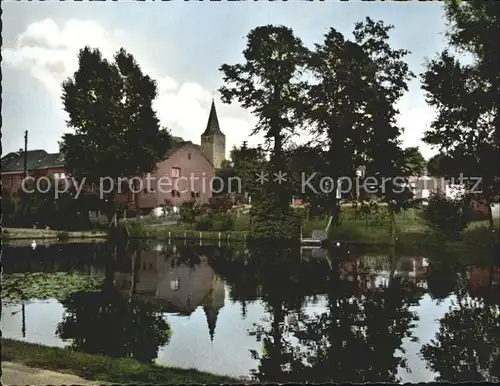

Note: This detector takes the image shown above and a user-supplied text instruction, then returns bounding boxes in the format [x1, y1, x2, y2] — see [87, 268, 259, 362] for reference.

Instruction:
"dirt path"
[1, 361, 102, 385]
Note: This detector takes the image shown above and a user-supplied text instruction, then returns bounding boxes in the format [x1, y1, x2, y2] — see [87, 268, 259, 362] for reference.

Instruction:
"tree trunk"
[332, 199, 341, 228]
[133, 180, 141, 218]
[486, 199, 494, 230]
[130, 248, 141, 297]
[388, 203, 397, 245]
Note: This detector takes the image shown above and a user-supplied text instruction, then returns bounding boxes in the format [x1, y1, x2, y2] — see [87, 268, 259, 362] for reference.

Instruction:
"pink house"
[127, 141, 215, 212]
[121, 99, 226, 214]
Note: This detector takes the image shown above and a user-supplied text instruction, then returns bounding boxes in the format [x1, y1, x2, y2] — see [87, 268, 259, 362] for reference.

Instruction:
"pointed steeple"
[203, 306, 219, 342]
[202, 99, 223, 136]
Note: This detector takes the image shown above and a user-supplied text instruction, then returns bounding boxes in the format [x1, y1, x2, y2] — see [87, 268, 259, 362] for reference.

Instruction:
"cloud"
[2, 18, 257, 157]
[396, 103, 438, 160]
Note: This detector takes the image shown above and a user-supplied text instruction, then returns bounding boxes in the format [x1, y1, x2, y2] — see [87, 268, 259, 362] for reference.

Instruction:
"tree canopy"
[60, 46, 172, 217]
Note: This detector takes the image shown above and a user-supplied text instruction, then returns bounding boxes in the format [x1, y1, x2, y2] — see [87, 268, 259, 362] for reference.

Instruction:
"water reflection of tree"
[56, 247, 171, 364]
[421, 288, 500, 381]
[243, 245, 424, 383]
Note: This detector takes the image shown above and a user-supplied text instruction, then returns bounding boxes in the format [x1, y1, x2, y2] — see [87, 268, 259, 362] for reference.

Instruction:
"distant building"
[120, 138, 214, 213]
[407, 175, 465, 200]
[1, 150, 66, 192]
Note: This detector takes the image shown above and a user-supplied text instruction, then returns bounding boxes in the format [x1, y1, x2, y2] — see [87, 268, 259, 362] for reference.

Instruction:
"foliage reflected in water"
[2, 241, 500, 382]
[421, 295, 500, 382]
[212, 242, 426, 383]
[56, 249, 172, 364]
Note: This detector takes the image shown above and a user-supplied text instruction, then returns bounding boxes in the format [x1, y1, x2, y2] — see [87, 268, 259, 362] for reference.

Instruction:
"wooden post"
[219, 232, 221, 242]
[168, 231, 171, 241]
[200, 232, 202, 246]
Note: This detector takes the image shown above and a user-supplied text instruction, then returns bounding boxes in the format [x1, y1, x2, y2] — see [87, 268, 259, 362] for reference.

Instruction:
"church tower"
[201, 99, 226, 169]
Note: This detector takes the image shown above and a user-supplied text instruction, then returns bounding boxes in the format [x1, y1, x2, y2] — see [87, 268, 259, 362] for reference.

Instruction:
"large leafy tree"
[303, 18, 413, 229]
[215, 141, 267, 200]
[421, 0, 500, 229]
[351, 19, 414, 242]
[61, 47, 172, 221]
[219, 26, 309, 238]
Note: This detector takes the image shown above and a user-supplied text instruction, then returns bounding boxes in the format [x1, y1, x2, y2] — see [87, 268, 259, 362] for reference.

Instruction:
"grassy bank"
[119, 206, 499, 248]
[1, 227, 107, 241]
[2, 339, 244, 384]
[2, 238, 108, 247]
[124, 224, 250, 242]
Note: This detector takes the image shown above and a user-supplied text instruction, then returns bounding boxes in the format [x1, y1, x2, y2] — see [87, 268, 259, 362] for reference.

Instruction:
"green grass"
[1, 227, 107, 240]
[2, 339, 245, 384]
[124, 207, 499, 248]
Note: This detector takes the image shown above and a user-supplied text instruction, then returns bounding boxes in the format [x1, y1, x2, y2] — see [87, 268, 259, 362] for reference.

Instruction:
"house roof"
[166, 138, 214, 167]
[202, 99, 224, 137]
[1, 150, 65, 174]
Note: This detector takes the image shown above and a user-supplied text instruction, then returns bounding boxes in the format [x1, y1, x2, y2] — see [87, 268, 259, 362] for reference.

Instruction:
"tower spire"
[202, 99, 222, 136]
[204, 306, 219, 342]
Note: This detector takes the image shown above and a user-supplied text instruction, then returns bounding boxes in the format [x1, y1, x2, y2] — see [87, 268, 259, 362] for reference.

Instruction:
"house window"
[171, 190, 180, 197]
[188, 153, 192, 160]
[170, 278, 180, 291]
[172, 167, 181, 178]
[191, 191, 200, 198]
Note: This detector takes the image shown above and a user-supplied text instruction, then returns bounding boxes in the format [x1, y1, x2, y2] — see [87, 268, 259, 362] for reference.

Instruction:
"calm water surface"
[2, 241, 499, 382]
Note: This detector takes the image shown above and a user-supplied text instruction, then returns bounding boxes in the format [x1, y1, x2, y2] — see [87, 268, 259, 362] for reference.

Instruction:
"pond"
[1, 241, 499, 383]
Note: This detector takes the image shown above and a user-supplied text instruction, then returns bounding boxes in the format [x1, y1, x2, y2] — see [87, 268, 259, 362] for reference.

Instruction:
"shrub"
[179, 201, 201, 223]
[196, 215, 213, 231]
[422, 193, 468, 239]
[208, 195, 234, 213]
[212, 213, 234, 231]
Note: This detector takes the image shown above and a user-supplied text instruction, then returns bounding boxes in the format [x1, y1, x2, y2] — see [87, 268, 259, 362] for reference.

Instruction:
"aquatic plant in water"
[1, 272, 104, 304]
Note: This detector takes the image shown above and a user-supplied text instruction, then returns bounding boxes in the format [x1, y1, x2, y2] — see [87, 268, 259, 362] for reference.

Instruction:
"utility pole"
[23, 130, 28, 178]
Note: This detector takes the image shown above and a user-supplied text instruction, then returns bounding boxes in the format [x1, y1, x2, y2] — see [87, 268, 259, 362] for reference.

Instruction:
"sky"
[2, 0, 450, 160]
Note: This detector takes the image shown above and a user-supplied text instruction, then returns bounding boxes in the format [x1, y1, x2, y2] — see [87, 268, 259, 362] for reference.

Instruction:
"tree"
[219, 26, 308, 238]
[401, 147, 426, 176]
[427, 153, 457, 177]
[349, 19, 414, 242]
[421, 1, 500, 229]
[215, 142, 267, 200]
[61, 46, 172, 223]
[303, 18, 413, 230]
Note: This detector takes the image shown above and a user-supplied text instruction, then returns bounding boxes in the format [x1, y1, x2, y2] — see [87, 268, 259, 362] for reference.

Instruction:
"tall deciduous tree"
[305, 27, 372, 226]
[421, 0, 500, 229]
[61, 46, 172, 222]
[352, 19, 414, 242]
[219, 26, 309, 238]
[303, 18, 413, 231]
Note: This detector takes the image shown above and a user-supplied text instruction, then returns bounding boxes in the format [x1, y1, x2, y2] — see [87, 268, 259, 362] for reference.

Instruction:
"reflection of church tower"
[200, 99, 226, 169]
[203, 275, 225, 342]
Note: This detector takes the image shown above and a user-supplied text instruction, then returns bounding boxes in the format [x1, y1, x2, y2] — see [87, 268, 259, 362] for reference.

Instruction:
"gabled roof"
[202, 99, 224, 137]
[1, 150, 65, 173]
[165, 137, 214, 167]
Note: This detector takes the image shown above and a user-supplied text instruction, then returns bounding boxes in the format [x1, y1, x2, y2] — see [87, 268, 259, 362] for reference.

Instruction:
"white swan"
[31, 240, 37, 250]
